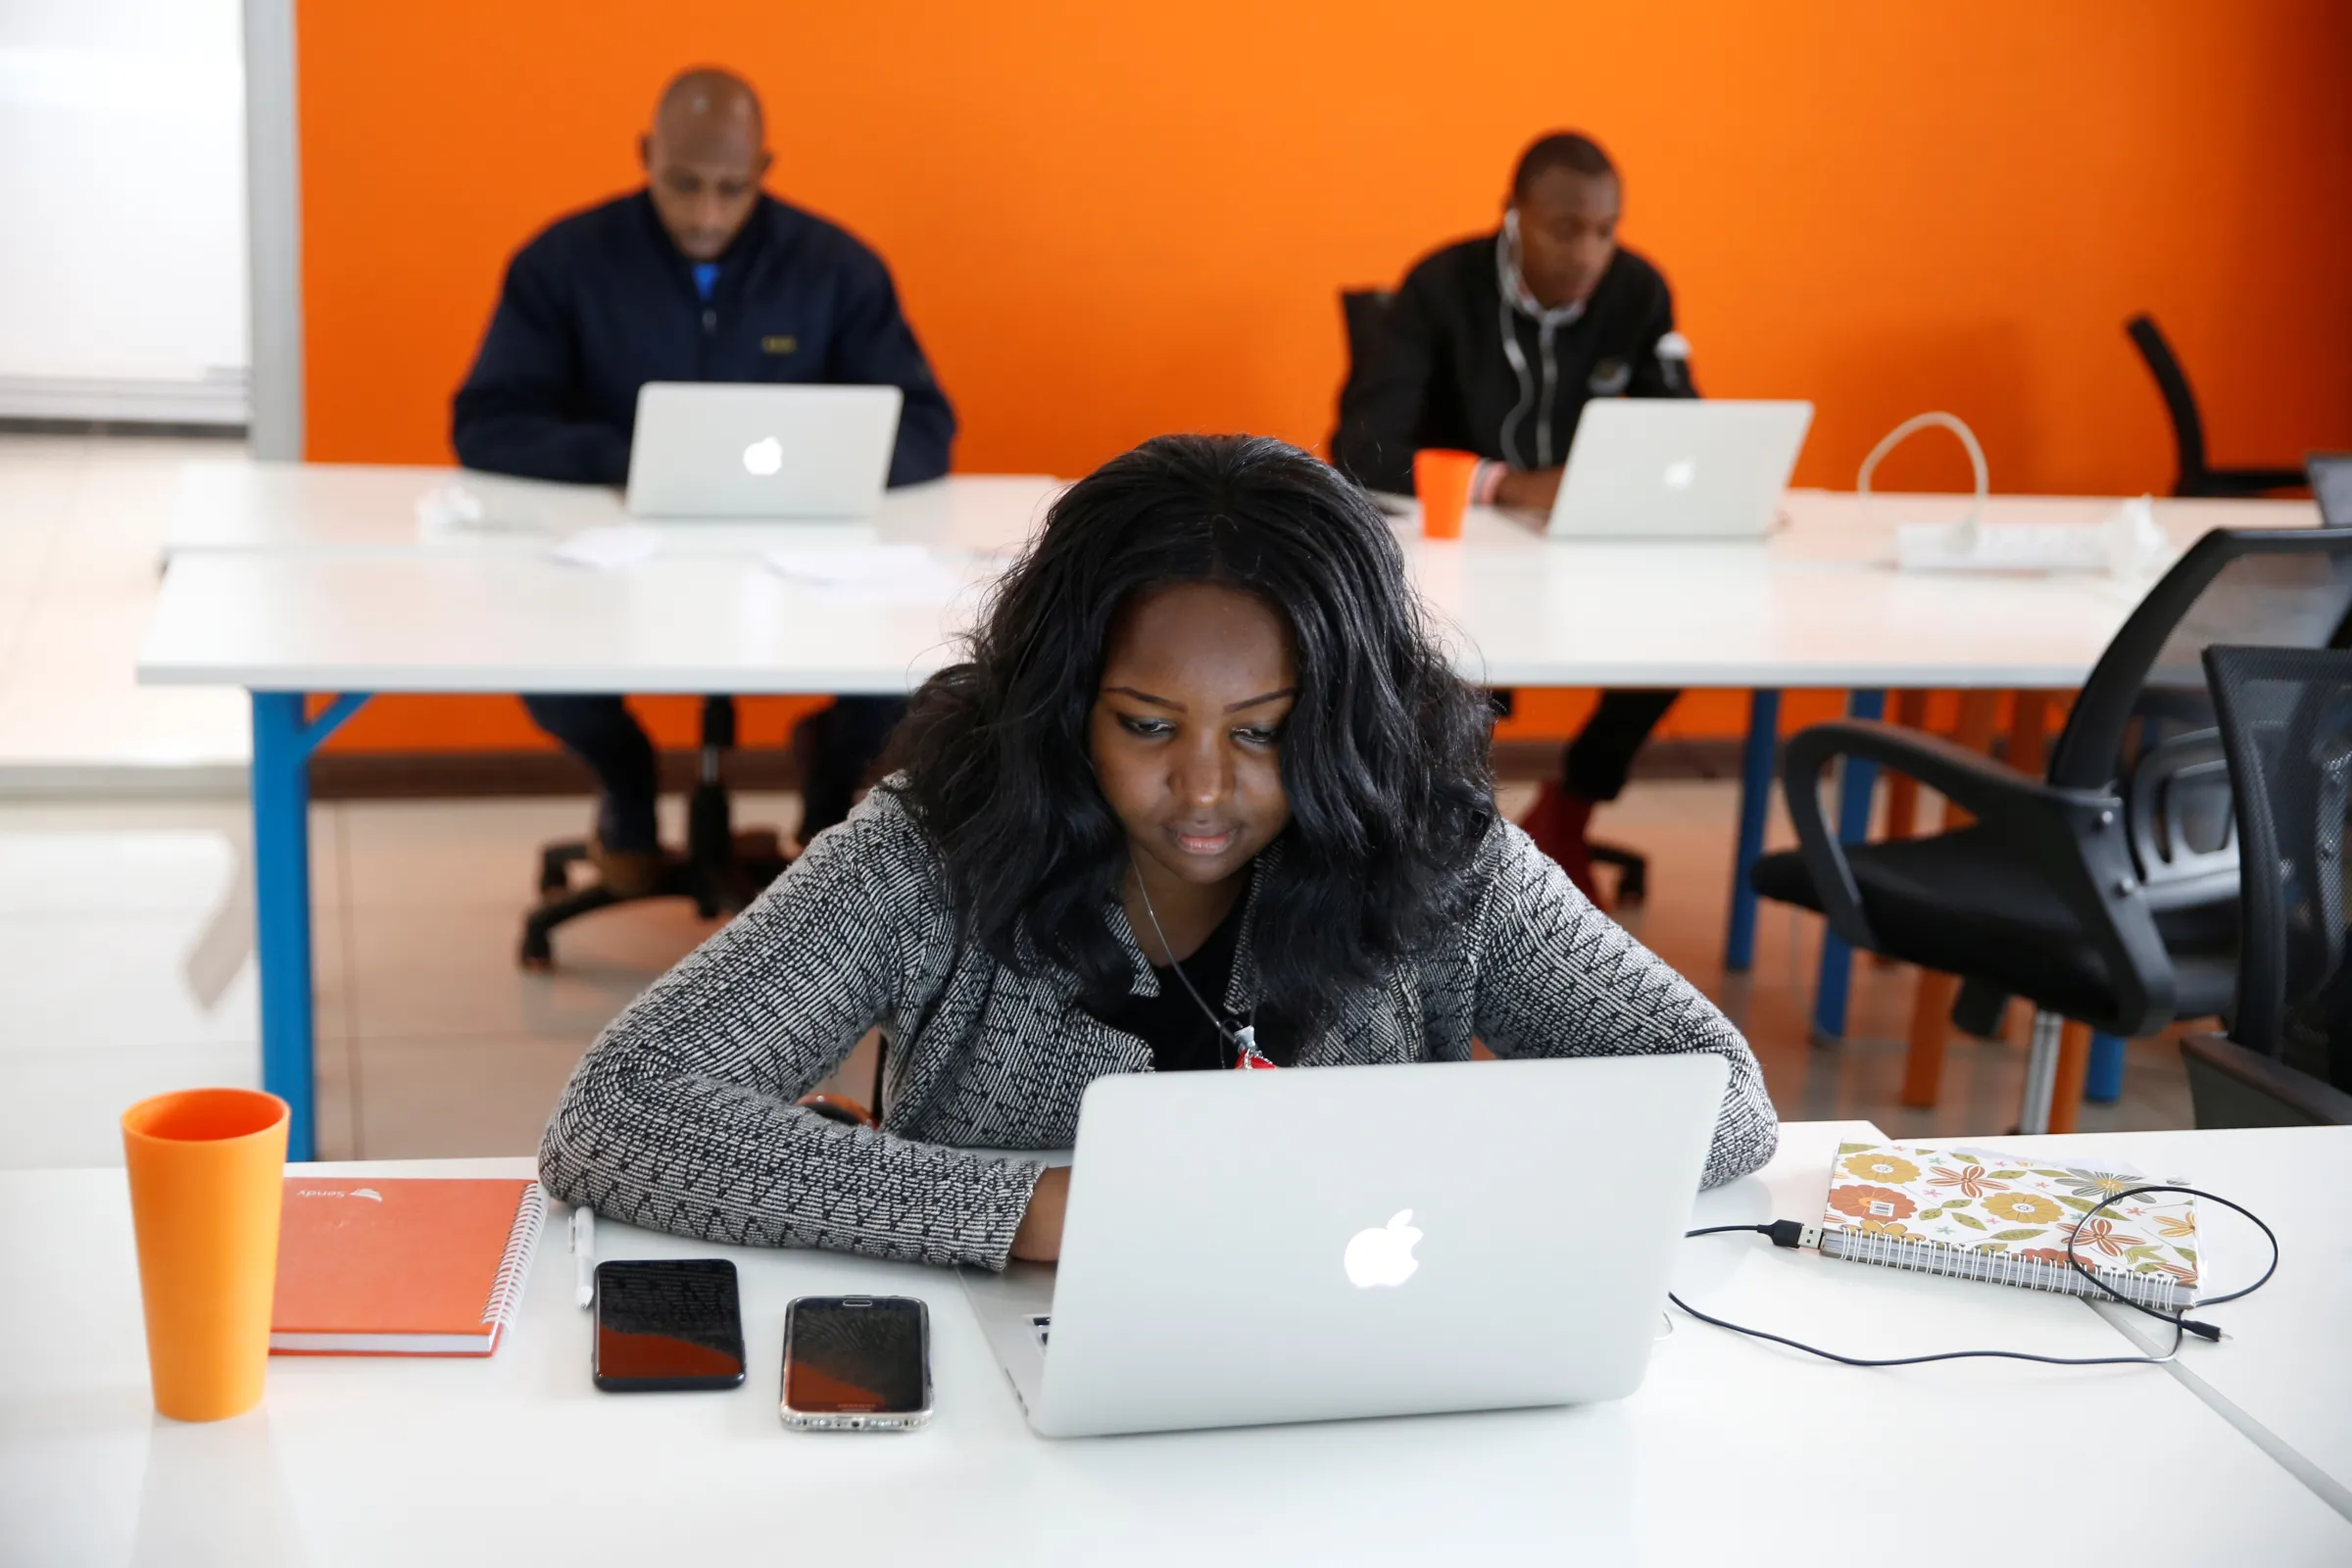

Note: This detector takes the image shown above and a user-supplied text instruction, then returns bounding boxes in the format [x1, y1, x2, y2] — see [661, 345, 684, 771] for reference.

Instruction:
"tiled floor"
[0, 431, 2197, 1172]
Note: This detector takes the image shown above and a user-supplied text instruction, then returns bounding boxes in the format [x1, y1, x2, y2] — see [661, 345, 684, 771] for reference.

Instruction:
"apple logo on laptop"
[742, 436, 784, 476]
[1662, 459, 1697, 491]
[1343, 1209, 1423, 1289]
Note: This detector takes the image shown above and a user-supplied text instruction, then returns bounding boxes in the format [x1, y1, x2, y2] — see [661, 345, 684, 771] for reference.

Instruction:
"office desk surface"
[163, 463, 1064, 559]
[7, 1122, 2348, 1565]
[137, 480, 2317, 696]
[1996, 1125, 2352, 1509]
[164, 460, 2309, 562]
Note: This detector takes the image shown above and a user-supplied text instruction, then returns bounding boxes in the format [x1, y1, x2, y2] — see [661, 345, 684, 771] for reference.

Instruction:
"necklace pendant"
[1230, 1023, 1278, 1072]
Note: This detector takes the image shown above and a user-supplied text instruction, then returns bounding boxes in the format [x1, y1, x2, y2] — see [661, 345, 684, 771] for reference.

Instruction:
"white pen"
[572, 1205, 597, 1308]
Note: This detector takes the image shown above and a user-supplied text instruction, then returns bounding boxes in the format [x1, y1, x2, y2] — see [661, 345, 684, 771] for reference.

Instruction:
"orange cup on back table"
[121, 1088, 290, 1421]
[1412, 448, 1480, 540]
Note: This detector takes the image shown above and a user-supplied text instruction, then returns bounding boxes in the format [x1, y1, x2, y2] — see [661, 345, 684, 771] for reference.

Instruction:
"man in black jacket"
[454, 67, 952, 893]
[1332, 130, 1692, 901]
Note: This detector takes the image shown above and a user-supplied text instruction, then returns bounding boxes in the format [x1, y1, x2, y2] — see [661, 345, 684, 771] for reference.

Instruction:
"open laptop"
[624, 383, 903, 518]
[1545, 399, 1813, 540]
[959, 1053, 1729, 1438]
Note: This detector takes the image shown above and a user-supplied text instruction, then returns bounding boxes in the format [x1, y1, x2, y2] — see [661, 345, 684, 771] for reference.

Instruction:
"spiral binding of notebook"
[1822, 1143, 2199, 1311]
[481, 1182, 548, 1332]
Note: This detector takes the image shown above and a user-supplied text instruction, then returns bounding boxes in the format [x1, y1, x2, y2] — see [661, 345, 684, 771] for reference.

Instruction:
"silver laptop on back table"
[960, 1053, 1728, 1438]
[1546, 398, 1813, 540]
[625, 382, 903, 518]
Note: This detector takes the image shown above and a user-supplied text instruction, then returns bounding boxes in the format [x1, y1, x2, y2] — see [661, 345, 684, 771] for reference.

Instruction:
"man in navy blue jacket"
[453, 67, 953, 893]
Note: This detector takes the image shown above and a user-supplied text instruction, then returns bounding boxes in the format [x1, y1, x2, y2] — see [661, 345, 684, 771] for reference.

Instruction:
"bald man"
[454, 68, 951, 893]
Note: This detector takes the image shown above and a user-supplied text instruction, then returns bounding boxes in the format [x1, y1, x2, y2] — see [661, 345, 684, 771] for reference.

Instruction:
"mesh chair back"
[2126, 314, 2207, 492]
[2049, 530, 2352, 791]
[2045, 530, 2352, 907]
[2206, 645, 2352, 1090]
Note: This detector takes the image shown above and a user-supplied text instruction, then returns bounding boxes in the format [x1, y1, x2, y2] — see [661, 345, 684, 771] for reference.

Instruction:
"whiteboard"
[0, 0, 248, 423]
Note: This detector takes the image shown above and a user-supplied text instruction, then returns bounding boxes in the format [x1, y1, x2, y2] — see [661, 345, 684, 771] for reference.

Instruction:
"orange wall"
[295, 0, 2352, 752]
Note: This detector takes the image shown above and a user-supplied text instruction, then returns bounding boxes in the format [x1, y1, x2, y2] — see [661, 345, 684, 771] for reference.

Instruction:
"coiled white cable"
[1858, 411, 1988, 528]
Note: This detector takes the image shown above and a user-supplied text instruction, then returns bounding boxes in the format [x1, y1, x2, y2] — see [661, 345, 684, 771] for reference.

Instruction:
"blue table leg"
[1723, 688, 1782, 973]
[250, 691, 369, 1162]
[2085, 1032, 2127, 1102]
[1810, 688, 1886, 1043]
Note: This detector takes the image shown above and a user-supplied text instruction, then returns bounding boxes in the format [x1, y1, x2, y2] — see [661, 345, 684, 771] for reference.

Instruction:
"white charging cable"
[1857, 412, 1988, 530]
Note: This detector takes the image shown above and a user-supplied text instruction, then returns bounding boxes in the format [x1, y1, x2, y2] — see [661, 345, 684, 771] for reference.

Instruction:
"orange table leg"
[2049, 1019, 2092, 1134]
[2010, 690, 2053, 778]
[1901, 973, 1958, 1107]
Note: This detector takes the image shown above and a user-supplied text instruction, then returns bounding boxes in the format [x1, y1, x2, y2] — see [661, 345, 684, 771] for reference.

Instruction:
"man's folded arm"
[452, 247, 632, 485]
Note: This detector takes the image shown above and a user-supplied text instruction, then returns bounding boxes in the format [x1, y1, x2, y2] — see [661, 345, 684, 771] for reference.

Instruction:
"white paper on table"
[550, 525, 663, 570]
[765, 544, 969, 607]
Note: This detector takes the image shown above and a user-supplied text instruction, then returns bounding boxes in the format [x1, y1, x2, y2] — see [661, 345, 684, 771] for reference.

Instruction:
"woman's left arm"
[1463, 820, 1779, 1186]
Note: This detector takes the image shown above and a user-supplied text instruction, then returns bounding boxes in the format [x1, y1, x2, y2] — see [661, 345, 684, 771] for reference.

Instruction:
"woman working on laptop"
[539, 435, 1777, 1267]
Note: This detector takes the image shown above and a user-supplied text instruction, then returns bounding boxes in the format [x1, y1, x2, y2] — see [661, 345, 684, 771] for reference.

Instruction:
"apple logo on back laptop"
[1663, 459, 1697, 491]
[1343, 1209, 1423, 1289]
[743, 437, 784, 476]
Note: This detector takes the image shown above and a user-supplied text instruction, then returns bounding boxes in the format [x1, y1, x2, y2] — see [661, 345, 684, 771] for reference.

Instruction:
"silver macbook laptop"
[1545, 399, 1813, 540]
[625, 383, 903, 518]
[960, 1054, 1729, 1438]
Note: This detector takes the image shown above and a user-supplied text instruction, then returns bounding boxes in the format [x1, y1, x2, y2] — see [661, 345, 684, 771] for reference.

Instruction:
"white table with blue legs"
[135, 461, 2318, 1157]
[1995, 1124, 2352, 1514]
[6, 1120, 2348, 1562]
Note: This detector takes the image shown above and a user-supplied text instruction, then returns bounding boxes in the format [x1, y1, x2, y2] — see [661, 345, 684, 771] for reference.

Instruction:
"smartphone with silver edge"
[780, 1295, 933, 1431]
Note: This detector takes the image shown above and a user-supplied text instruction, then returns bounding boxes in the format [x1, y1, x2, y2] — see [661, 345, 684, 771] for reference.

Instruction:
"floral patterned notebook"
[1821, 1142, 2199, 1310]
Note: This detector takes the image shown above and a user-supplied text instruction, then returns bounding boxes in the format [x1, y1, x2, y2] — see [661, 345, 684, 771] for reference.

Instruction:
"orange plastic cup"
[121, 1089, 289, 1422]
[1413, 449, 1480, 540]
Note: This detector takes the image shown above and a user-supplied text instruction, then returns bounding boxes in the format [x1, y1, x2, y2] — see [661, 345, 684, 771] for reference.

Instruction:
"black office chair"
[1750, 527, 2352, 1126]
[2126, 314, 2308, 499]
[2178, 645, 2352, 1127]
[1335, 288, 1650, 904]
[519, 696, 789, 968]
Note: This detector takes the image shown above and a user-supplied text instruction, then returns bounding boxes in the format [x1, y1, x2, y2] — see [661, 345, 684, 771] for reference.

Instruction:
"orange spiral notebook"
[270, 1177, 546, 1355]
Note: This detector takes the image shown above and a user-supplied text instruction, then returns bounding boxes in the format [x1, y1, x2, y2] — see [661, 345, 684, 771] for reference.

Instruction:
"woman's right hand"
[1010, 1165, 1071, 1262]
[1493, 465, 1565, 513]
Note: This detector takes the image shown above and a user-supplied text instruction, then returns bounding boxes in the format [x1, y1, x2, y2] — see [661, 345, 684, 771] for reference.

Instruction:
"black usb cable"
[1670, 1185, 2278, 1369]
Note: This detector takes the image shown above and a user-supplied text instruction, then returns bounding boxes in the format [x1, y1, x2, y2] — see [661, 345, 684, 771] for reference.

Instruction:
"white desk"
[1996, 1126, 2352, 1513]
[7, 1122, 2347, 1563]
[162, 463, 1064, 561]
[148, 465, 2316, 691]
[131, 465, 2324, 1157]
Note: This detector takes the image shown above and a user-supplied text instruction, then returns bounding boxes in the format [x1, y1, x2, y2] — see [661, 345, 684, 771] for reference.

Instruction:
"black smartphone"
[780, 1296, 933, 1430]
[592, 1258, 747, 1393]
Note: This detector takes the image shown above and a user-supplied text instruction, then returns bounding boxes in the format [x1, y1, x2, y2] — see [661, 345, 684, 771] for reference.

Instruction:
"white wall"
[0, 0, 249, 423]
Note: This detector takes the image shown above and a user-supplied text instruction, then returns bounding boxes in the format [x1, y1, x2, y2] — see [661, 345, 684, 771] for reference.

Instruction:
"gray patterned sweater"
[538, 787, 1779, 1269]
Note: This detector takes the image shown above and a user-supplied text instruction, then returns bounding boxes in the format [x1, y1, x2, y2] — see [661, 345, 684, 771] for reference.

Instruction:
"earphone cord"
[1132, 870, 1257, 1062]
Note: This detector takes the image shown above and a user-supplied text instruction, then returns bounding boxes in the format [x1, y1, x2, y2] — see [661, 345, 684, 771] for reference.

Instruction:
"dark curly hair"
[884, 433, 1496, 1032]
